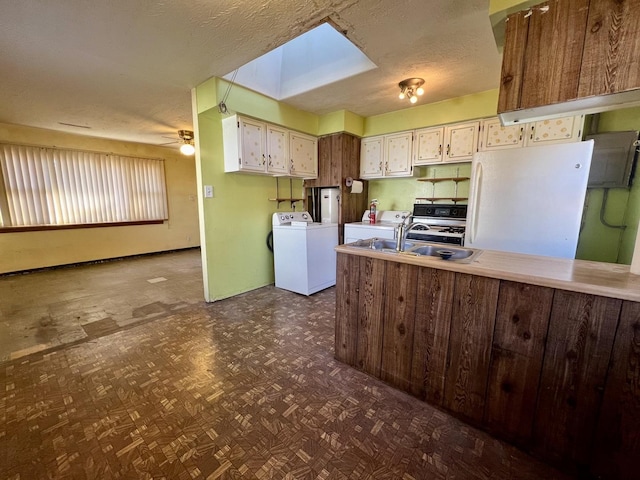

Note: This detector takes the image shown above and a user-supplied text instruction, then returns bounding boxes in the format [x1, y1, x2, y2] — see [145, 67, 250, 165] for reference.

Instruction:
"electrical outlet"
[204, 185, 214, 198]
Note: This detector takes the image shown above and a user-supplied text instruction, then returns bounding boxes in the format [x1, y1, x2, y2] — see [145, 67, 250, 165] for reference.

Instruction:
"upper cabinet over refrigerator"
[465, 141, 594, 259]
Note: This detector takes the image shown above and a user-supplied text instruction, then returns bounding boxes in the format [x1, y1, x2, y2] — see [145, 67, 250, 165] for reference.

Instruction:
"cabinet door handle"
[519, 127, 523, 141]
[262, 154, 266, 165]
[446, 144, 450, 156]
[438, 145, 442, 156]
[268, 154, 272, 167]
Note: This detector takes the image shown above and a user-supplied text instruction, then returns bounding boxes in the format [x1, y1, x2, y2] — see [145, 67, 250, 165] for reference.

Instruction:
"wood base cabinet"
[335, 252, 639, 479]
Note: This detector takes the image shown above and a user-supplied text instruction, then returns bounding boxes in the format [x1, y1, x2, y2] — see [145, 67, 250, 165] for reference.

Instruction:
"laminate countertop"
[335, 243, 640, 302]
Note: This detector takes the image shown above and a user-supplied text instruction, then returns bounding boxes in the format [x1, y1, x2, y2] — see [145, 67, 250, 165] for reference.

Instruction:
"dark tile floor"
[0, 251, 571, 479]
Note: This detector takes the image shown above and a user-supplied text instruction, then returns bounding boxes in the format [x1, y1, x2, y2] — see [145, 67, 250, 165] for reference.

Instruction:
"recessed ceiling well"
[223, 22, 377, 101]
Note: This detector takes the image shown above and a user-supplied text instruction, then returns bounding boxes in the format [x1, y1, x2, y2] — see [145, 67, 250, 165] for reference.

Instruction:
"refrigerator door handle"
[469, 162, 483, 244]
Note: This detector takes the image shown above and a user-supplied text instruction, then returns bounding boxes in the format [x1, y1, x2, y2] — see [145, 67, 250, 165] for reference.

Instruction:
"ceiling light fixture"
[398, 78, 425, 104]
[178, 130, 195, 156]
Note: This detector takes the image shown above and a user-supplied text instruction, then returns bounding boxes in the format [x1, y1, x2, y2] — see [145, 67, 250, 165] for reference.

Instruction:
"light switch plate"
[204, 185, 214, 198]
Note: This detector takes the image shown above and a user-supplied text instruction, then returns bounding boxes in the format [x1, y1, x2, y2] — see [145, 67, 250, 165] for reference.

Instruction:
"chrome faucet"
[395, 216, 428, 252]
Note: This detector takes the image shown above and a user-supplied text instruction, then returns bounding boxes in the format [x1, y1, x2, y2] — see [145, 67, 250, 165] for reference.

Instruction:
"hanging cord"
[218, 68, 239, 114]
[600, 188, 627, 230]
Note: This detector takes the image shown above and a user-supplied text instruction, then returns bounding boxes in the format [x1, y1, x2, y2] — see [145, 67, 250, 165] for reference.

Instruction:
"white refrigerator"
[465, 140, 594, 259]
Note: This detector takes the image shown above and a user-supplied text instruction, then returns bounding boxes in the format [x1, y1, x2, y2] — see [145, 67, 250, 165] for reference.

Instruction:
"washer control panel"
[272, 211, 313, 226]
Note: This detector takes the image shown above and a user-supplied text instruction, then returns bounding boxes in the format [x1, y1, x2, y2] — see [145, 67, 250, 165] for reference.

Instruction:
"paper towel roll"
[350, 180, 363, 194]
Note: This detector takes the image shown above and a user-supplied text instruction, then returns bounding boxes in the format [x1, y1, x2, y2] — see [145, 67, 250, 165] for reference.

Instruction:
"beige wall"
[0, 122, 200, 274]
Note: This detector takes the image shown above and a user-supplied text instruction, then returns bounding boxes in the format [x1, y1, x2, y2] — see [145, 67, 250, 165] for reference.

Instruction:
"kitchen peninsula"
[334, 245, 640, 479]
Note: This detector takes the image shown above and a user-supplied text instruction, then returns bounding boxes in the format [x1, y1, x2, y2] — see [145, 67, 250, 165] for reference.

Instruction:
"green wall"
[194, 78, 320, 301]
[576, 107, 640, 264]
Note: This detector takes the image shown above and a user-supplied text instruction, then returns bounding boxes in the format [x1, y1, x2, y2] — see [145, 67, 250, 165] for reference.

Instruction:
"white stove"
[406, 204, 467, 246]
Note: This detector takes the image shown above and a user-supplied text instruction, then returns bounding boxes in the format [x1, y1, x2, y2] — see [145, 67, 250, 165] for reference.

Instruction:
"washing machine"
[272, 211, 338, 296]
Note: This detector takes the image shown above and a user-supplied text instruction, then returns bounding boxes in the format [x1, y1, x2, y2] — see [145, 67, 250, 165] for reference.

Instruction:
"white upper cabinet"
[289, 131, 318, 179]
[524, 115, 585, 146]
[266, 124, 289, 175]
[384, 132, 413, 176]
[414, 127, 444, 165]
[479, 117, 525, 151]
[223, 114, 317, 178]
[479, 115, 585, 151]
[360, 136, 384, 178]
[410, 121, 481, 165]
[225, 116, 266, 173]
[444, 121, 480, 162]
[360, 133, 413, 179]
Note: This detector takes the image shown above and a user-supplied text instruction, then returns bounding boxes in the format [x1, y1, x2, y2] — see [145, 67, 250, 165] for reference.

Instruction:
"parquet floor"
[0, 251, 571, 479]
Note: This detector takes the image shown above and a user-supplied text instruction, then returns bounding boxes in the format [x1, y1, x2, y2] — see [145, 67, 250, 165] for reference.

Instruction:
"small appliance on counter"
[406, 204, 467, 246]
[344, 210, 411, 243]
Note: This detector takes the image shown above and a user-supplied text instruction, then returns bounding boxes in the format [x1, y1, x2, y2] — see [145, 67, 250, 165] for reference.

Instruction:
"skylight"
[223, 22, 377, 100]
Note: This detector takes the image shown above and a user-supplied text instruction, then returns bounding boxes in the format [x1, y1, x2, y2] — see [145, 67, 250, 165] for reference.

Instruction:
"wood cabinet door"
[289, 132, 317, 178]
[265, 125, 288, 175]
[239, 117, 266, 172]
[360, 136, 384, 178]
[410, 267, 455, 405]
[479, 118, 524, 151]
[533, 291, 621, 466]
[384, 132, 413, 176]
[380, 262, 419, 391]
[524, 115, 584, 146]
[334, 253, 360, 365]
[520, 0, 590, 109]
[498, 9, 530, 113]
[591, 300, 640, 480]
[579, 0, 640, 98]
[444, 121, 479, 162]
[414, 127, 443, 165]
[484, 281, 554, 446]
[444, 273, 500, 423]
[356, 257, 386, 376]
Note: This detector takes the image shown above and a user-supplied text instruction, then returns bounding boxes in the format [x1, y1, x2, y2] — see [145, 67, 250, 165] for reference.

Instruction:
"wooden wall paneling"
[334, 253, 360, 365]
[339, 133, 368, 242]
[484, 281, 555, 446]
[520, 0, 589, 109]
[307, 133, 366, 244]
[444, 273, 500, 423]
[579, 0, 640, 98]
[410, 267, 455, 405]
[497, 9, 530, 113]
[533, 291, 621, 467]
[356, 257, 387, 377]
[590, 300, 640, 480]
[380, 262, 419, 391]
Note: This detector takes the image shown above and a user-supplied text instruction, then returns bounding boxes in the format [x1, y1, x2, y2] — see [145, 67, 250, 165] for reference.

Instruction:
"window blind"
[0, 144, 168, 228]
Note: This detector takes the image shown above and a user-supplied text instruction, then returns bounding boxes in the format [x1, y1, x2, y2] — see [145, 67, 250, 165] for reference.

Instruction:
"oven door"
[406, 231, 464, 246]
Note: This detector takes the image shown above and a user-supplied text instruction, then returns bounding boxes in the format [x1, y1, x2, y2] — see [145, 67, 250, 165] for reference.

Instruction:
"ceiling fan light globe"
[180, 143, 195, 155]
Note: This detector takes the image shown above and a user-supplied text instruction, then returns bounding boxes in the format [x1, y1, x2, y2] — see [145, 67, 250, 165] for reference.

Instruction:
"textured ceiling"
[0, 0, 503, 148]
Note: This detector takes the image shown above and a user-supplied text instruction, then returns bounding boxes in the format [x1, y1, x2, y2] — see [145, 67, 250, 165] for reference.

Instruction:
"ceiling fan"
[160, 130, 195, 156]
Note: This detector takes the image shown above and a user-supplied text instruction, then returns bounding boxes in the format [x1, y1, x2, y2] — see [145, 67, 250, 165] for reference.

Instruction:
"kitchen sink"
[410, 245, 475, 260]
[350, 238, 415, 252]
[347, 238, 482, 263]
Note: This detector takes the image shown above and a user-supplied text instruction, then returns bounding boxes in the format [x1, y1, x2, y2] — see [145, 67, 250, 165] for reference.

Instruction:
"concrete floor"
[0, 249, 204, 362]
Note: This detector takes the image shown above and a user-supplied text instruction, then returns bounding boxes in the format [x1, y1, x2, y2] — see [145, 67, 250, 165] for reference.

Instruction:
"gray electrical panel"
[585, 131, 639, 188]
